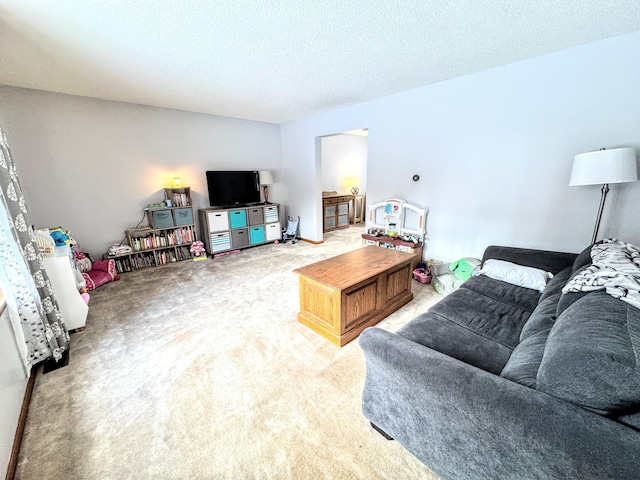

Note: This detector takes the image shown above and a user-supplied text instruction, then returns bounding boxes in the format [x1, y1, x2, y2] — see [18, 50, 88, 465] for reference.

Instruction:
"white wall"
[281, 31, 640, 261]
[320, 134, 368, 195]
[0, 305, 28, 476]
[0, 87, 282, 258]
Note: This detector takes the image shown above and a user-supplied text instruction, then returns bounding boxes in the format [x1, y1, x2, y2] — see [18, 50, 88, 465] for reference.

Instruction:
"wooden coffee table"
[293, 246, 416, 346]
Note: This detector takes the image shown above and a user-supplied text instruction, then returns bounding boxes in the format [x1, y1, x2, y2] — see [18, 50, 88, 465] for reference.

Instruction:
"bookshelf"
[107, 187, 198, 273]
[164, 187, 191, 208]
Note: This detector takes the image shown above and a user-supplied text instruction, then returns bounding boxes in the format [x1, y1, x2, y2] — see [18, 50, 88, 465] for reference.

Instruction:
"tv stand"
[199, 204, 281, 255]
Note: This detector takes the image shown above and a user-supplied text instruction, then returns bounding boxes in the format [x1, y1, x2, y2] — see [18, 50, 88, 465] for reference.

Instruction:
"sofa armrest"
[482, 245, 577, 274]
[359, 327, 640, 480]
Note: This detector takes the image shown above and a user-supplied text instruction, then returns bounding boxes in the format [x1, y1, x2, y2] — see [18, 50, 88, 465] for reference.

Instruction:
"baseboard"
[300, 238, 323, 245]
[5, 365, 38, 480]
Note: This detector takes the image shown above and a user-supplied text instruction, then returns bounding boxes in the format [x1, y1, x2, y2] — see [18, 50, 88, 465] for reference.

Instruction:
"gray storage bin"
[248, 206, 264, 226]
[151, 209, 174, 228]
[174, 207, 194, 226]
[231, 228, 249, 249]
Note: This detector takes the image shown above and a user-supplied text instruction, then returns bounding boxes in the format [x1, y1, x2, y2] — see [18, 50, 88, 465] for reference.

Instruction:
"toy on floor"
[36, 227, 120, 300]
[190, 241, 207, 261]
[432, 257, 481, 296]
[75, 249, 120, 291]
[71, 265, 91, 304]
[412, 262, 432, 284]
[282, 216, 300, 244]
[49, 227, 70, 246]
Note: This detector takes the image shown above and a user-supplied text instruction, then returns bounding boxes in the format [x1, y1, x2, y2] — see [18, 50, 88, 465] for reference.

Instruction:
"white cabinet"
[43, 255, 88, 331]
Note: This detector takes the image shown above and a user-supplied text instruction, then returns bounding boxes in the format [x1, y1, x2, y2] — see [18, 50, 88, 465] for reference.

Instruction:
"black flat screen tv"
[206, 170, 261, 208]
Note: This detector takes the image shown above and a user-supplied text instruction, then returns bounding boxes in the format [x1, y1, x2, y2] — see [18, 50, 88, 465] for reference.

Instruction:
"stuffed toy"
[432, 257, 481, 296]
[190, 241, 207, 261]
[49, 227, 70, 246]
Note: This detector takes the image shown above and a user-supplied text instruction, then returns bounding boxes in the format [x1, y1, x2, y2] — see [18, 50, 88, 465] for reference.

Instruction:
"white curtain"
[0, 208, 34, 375]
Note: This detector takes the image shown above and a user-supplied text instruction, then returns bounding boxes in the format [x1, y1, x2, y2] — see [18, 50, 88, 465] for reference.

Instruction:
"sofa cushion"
[616, 410, 640, 430]
[538, 266, 571, 304]
[571, 245, 592, 274]
[398, 275, 541, 374]
[556, 264, 591, 317]
[552, 247, 592, 316]
[396, 311, 516, 375]
[460, 275, 540, 313]
[514, 267, 569, 342]
[520, 293, 560, 341]
[537, 292, 640, 414]
[500, 329, 550, 387]
[500, 290, 564, 388]
[450, 275, 540, 346]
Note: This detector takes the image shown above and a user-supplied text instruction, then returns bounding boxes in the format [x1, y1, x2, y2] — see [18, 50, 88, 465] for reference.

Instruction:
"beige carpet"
[16, 227, 442, 480]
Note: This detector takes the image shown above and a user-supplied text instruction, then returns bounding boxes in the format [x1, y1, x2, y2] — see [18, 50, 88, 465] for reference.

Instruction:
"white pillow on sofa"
[478, 259, 553, 292]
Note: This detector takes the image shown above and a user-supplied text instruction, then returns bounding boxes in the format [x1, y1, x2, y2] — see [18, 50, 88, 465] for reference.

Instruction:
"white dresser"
[43, 250, 88, 331]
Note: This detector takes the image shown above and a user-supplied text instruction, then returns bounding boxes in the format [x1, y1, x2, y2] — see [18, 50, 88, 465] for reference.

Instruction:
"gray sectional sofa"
[359, 245, 640, 480]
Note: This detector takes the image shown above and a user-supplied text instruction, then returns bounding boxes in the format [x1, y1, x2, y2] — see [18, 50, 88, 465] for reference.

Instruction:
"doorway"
[318, 129, 368, 240]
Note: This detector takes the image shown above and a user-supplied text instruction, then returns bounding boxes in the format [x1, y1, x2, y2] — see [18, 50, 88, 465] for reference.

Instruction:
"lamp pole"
[591, 183, 609, 245]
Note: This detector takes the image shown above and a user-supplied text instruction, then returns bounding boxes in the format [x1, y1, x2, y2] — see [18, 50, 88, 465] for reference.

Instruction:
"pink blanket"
[82, 259, 116, 291]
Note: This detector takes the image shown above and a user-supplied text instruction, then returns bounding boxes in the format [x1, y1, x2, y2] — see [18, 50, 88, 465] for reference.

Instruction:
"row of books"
[131, 252, 156, 269]
[112, 246, 193, 273]
[156, 247, 190, 264]
[176, 246, 191, 260]
[113, 257, 133, 274]
[111, 253, 157, 271]
[156, 250, 177, 265]
[129, 227, 194, 251]
[171, 192, 190, 207]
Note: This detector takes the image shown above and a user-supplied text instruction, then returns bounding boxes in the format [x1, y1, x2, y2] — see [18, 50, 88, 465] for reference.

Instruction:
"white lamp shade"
[258, 170, 273, 185]
[570, 147, 638, 186]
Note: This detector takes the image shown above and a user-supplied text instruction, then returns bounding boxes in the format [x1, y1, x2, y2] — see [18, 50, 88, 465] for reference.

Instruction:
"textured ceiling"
[1, 1, 640, 124]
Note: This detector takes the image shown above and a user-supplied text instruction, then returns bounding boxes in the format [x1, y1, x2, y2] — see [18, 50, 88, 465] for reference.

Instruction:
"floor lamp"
[569, 147, 638, 245]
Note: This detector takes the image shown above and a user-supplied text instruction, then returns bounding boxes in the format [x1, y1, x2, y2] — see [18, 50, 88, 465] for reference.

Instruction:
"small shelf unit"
[107, 187, 198, 273]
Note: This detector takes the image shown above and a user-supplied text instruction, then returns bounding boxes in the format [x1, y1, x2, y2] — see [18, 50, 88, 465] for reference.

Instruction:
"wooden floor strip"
[5, 365, 38, 480]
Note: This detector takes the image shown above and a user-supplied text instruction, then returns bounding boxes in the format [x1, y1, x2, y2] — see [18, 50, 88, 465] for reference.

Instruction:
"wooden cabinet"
[294, 246, 415, 346]
[323, 194, 351, 232]
[199, 204, 280, 255]
[107, 187, 197, 273]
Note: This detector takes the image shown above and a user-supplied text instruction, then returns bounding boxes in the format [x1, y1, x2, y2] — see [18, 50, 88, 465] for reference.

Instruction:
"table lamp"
[344, 176, 360, 194]
[259, 170, 273, 204]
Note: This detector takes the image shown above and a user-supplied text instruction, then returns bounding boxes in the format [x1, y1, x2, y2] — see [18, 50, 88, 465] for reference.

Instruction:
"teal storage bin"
[249, 225, 265, 245]
[229, 209, 247, 228]
[174, 207, 193, 226]
[151, 209, 174, 228]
